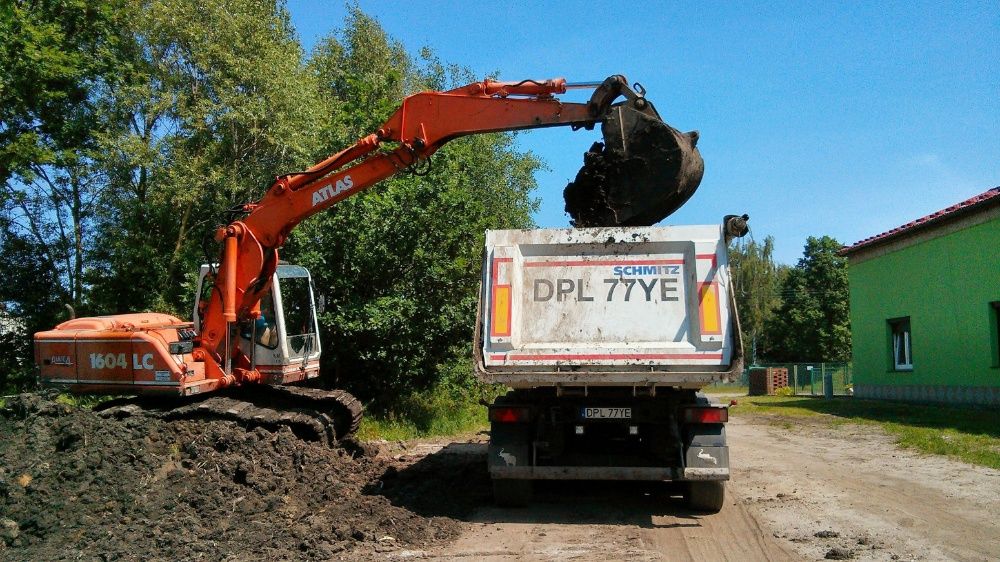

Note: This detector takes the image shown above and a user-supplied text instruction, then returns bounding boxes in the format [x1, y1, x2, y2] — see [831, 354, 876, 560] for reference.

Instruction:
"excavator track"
[95, 386, 363, 447]
[259, 385, 364, 438]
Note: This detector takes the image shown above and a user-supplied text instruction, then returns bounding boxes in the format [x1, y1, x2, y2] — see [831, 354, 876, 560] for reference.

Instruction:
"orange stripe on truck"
[698, 282, 722, 335]
[490, 257, 513, 337]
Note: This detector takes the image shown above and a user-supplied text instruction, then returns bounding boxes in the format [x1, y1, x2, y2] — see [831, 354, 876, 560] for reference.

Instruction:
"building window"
[889, 317, 912, 371]
[992, 302, 1000, 367]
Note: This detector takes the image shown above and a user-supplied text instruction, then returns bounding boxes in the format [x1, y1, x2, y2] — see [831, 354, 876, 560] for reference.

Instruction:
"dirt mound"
[564, 108, 704, 228]
[0, 393, 460, 561]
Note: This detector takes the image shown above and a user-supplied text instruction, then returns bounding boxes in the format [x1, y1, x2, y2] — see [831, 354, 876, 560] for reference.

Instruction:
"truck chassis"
[486, 387, 729, 511]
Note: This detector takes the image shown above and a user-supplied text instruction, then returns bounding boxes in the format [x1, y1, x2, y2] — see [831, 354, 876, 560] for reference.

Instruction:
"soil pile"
[564, 107, 704, 228]
[0, 393, 460, 561]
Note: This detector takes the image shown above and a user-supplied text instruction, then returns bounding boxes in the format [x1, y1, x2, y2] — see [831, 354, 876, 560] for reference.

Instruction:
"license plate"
[581, 407, 632, 419]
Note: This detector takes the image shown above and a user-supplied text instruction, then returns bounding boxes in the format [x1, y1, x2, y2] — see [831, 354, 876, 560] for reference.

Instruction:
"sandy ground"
[731, 416, 1000, 562]
[379, 413, 1000, 561]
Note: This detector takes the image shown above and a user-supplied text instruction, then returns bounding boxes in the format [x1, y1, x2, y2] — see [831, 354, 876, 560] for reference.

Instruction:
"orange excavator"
[33, 75, 704, 441]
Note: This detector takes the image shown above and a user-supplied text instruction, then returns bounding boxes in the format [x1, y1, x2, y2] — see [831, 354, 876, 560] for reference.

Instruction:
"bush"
[356, 356, 507, 441]
[773, 386, 794, 397]
[357, 382, 504, 442]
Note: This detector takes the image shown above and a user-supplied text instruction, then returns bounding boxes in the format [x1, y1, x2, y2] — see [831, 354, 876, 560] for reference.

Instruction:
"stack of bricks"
[748, 367, 790, 395]
[770, 368, 789, 392]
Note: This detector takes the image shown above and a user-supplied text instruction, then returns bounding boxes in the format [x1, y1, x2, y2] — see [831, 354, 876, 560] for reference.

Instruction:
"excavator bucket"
[564, 98, 704, 227]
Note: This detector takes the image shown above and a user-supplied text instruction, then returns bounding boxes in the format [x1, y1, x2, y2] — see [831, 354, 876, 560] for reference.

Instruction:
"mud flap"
[683, 425, 730, 481]
[488, 423, 532, 478]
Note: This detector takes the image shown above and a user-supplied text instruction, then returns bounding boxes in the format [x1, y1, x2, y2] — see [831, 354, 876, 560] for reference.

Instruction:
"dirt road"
[731, 416, 1000, 562]
[380, 415, 1000, 561]
[379, 439, 792, 561]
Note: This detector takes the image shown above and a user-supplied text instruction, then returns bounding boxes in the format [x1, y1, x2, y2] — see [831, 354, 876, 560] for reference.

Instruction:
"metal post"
[809, 366, 815, 396]
[823, 363, 833, 399]
[224, 325, 232, 377]
[793, 365, 798, 395]
[250, 317, 257, 371]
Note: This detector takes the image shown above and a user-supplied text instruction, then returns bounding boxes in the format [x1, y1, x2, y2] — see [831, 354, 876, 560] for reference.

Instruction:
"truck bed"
[475, 226, 742, 389]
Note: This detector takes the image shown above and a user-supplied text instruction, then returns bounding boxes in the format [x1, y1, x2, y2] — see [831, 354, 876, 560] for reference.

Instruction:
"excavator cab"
[193, 263, 322, 385]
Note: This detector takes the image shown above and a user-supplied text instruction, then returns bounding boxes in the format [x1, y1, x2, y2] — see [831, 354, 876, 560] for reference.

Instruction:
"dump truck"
[476, 217, 748, 510]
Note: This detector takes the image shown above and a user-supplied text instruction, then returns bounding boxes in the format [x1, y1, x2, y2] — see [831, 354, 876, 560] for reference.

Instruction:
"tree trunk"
[165, 201, 193, 285]
[71, 176, 84, 308]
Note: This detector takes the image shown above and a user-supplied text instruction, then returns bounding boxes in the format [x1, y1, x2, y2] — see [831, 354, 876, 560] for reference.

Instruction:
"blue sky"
[287, 1, 999, 264]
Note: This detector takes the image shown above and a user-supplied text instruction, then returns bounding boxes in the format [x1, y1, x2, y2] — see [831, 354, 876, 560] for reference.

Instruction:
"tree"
[728, 236, 784, 363]
[0, 0, 135, 385]
[0, 225, 69, 392]
[86, 0, 325, 314]
[284, 10, 541, 407]
[766, 236, 851, 362]
[0, 3, 542, 406]
[0, 0, 131, 313]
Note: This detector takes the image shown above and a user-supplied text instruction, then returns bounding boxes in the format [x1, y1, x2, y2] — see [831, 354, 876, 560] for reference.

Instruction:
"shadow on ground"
[751, 396, 1000, 437]
[373, 441, 711, 528]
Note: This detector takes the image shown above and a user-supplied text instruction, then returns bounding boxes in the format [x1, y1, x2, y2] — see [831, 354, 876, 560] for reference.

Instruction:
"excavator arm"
[196, 75, 703, 386]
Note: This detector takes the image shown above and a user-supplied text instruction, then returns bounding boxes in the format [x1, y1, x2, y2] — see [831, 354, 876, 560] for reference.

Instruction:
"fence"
[758, 363, 852, 396]
[706, 362, 853, 396]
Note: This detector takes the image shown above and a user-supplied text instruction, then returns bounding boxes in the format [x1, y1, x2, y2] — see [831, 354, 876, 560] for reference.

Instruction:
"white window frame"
[890, 317, 912, 371]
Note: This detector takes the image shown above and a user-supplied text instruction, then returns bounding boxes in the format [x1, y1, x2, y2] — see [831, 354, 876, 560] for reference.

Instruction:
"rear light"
[683, 407, 728, 424]
[489, 406, 530, 423]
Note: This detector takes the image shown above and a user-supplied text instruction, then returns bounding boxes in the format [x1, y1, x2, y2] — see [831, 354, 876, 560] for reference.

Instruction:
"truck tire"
[493, 478, 532, 507]
[686, 481, 725, 513]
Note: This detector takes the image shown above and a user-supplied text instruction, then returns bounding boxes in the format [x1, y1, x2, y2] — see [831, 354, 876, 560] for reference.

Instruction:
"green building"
[841, 187, 1000, 406]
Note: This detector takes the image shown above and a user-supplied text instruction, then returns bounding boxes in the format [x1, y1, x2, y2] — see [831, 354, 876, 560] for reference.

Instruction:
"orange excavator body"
[34, 313, 218, 396]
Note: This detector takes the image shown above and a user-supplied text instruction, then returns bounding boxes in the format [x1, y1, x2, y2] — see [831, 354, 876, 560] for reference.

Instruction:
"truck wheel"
[493, 478, 532, 507]
[686, 481, 725, 513]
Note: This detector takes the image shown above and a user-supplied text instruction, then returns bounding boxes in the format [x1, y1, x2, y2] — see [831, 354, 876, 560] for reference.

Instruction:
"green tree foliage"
[87, 0, 324, 313]
[728, 236, 784, 363]
[0, 0, 130, 311]
[766, 236, 851, 362]
[0, 221, 66, 391]
[1, 0, 133, 386]
[284, 10, 540, 406]
[0, 3, 540, 403]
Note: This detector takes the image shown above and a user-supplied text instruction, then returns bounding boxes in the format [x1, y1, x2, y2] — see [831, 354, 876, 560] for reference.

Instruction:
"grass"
[53, 393, 114, 409]
[1, 391, 114, 411]
[730, 395, 1000, 470]
[0, 382, 487, 442]
[704, 384, 749, 395]
[356, 390, 491, 442]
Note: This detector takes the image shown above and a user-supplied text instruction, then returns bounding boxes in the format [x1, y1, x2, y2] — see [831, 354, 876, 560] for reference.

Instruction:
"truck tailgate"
[476, 226, 742, 388]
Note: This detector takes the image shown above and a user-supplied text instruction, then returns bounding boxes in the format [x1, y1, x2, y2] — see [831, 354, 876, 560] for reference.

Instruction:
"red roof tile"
[841, 186, 1000, 255]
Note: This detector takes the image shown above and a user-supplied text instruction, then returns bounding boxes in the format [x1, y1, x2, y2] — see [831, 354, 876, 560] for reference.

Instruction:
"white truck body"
[475, 226, 742, 389]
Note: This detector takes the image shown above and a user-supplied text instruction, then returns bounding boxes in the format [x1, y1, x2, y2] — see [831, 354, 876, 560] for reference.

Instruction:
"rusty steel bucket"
[564, 79, 704, 227]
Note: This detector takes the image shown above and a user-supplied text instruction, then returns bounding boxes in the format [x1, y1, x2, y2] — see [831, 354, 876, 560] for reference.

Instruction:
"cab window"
[281, 276, 316, 356]
[240, 289, 279, 349]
